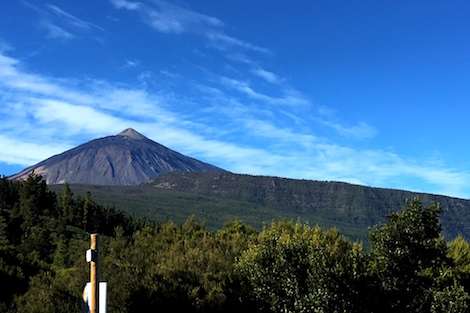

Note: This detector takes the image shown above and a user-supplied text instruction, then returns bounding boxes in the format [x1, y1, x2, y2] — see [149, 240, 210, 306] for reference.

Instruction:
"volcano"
[10, 128, 227, 185]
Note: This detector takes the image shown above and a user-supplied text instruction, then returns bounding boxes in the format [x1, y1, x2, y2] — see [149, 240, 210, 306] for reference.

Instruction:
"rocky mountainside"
[10, 128, 227, 185]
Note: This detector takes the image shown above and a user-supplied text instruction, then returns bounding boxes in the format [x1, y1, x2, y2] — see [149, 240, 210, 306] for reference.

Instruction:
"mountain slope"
[146, 173, 470, 241]
[50, 171, 470, 243]
[10, 128, 227, 185]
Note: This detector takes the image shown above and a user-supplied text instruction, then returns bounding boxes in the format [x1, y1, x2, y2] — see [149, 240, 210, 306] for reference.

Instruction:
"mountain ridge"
[148, 172, 470, 241]
[49, 171, 470, 243]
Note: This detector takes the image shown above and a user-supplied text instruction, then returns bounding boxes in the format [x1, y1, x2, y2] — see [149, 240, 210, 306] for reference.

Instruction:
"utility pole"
[84, 233, 106, 313]
[90, 233, 100, 313]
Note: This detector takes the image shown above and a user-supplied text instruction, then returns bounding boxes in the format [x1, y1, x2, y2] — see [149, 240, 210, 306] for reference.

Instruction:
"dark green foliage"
[17, 172, 55, 231]
[367, 198, 450, 312]
[430, 285, 470, 313]
[2, 174, 470, 312]
[14, 270, 83, 313]
[0, 173, 143, 311]
[448, 235, 470, 290]
[0, 175, 20, 212]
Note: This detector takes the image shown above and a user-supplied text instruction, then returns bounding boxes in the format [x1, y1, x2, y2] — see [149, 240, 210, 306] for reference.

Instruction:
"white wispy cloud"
[110, 0, 223, 34]
[315, 105, 377, 139]
[219, 76, 310, 106]
[205, 31, 271, 54]
[241, 118, 317, 149]
[46, 4, 105, 32]
[0, 54, 93, 105]
[119, 59, 141, 70]
[320, 120, 377, 139]
[39, 20, 75, 40]
[251, 67, 281, 84]
[109, 0, 142, 11]
[0, 134, 72, 166]
[32, 99, 130, 134]
[108, 0, 271, 56]
[24, 2, 105, 41]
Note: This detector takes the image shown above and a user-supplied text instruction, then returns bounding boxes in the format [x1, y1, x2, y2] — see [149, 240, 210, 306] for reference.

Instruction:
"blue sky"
[1, 0, 470, 198]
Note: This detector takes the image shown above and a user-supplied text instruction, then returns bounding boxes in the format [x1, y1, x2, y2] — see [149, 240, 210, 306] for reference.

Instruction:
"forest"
[1, 173, 470, 312]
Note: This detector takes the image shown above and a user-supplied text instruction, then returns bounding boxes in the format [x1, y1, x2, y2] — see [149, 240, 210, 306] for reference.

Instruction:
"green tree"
[449, 235, 470, 271]
[16, 173, 55, 238]
[448, 235, 470, 287]
[367, 197, 449, 312]
[58, 183, 75, 229]
[82, 191, 92, 232]
[14, 270, 82, 313]
[235, 219, 363, 313]
[52, 235, 68, 271]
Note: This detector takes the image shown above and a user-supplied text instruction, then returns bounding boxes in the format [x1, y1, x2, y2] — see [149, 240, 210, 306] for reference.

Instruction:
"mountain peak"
[117, 128, 146, 140]
[10, 128, 227, 185]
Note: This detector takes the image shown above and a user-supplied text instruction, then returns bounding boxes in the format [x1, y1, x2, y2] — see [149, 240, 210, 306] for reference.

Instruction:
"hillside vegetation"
[52, 172, 470, 243]
[2, 173, 470, 312]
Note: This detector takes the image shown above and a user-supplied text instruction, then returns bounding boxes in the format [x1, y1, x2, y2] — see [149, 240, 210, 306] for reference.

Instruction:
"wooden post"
[90, 234, 100, 313]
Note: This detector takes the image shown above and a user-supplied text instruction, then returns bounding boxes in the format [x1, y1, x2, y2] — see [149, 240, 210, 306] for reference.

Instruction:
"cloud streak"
[219, 76, 310, 107]
[205, 32, 271, 54]
[39, 20, 75, 40]
[251, 67, 282, 84]
[110, 0, 223, 34]
[108, 0, 270, 56]
[24, 2, 105, 41]
[320, 120, 377, 139]
[0, 134, 72, 167]
[46, 4, 104, 32]
[109, 0, 142, 11]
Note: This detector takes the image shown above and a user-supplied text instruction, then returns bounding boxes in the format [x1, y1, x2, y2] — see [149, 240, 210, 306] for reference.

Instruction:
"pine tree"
[82, 191, 92, 232]
[59, 183, 75, 229]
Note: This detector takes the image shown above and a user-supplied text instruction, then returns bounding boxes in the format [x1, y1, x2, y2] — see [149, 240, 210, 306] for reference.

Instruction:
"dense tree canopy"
[1, 173, 470, 312]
